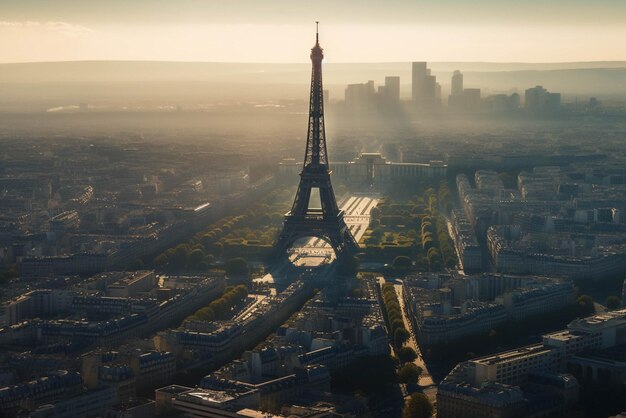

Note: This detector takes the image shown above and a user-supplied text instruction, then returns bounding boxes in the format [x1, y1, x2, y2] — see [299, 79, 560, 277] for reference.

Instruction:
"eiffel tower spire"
[303, 20, 327, 168]
[274, 24, 358, 263]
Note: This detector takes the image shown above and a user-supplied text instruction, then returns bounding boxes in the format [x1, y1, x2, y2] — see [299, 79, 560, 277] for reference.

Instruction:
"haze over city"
[2, 0, 626, 62]
[1, 2, 626, 418]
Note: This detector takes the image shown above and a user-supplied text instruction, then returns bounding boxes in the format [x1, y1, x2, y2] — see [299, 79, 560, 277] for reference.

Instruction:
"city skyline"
[1, 0, 626, 63]
[2, 4, 626, 417]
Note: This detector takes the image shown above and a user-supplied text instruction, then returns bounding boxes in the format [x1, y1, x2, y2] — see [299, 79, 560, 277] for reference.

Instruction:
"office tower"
[525, 85, 561, 114]
[412, 62, 428, 103]
[462, 88, 481, 107]
[412, 62, 440, 107]
[384, 76, 400, 103]
[451, 70, 463, 96]
[345, 80, 376, 110]
[449, 88, 481, 112]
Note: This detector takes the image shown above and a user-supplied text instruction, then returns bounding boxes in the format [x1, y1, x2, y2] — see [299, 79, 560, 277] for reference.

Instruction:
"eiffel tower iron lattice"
[274, 24, 359, 263]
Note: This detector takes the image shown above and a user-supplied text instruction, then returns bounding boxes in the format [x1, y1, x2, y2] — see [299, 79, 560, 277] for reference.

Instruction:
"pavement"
[289, 195, 379, 267]
[377, 276, 438, 406]
[233, 294, 267, 322]
[394, 282, 437, 400]
[255, 194, 380, 288]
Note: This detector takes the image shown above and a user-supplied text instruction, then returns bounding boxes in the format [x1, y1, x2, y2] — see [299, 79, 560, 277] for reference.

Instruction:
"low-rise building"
[438, 309, 626, 417]
[106, 270, 156, 297]
[450, 209, 482, 271]
[279, 153, 447, 186]
[0, 370, 83, 415]
[404, 273, 575, 347]
[30, 386, 117, 418]
[155, 382, 261, 418]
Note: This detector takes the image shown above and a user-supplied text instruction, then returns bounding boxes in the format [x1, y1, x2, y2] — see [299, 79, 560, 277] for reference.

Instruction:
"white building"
[279, 153, 446, 185]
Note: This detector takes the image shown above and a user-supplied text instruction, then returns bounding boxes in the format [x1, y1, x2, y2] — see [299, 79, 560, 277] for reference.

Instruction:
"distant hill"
[1, 60, 626, 82]
[1, 61, 625, 111]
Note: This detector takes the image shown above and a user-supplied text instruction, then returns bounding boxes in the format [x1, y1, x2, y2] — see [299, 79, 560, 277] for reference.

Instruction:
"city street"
[394, 282, 436, 392]
[377, 276, 437, 408]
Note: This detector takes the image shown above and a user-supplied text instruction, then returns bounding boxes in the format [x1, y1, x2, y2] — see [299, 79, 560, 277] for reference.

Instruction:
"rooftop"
[472, 344, 551, 366]
[179, 390, 235, 405]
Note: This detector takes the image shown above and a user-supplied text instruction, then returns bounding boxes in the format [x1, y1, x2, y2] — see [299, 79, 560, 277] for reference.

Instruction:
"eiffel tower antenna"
[273, 25, 358, 263]
[316, 21, 319, 43]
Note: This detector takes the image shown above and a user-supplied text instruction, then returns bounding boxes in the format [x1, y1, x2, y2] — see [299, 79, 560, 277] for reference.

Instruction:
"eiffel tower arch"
[274, 24, 359, 263]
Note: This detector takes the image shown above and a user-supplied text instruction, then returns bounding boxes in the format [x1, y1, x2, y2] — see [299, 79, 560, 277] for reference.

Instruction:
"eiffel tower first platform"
[273, 24, 359, 263]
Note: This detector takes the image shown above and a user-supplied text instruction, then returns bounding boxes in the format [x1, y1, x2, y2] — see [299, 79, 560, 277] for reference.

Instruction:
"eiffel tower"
[274, 23, 359, 263]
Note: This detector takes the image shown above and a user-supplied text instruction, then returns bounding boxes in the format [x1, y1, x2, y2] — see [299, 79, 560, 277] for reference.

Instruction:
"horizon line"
[1, 59, 626, 66]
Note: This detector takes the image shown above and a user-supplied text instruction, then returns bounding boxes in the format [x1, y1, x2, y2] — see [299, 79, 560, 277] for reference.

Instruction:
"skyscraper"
[412, 62, 428, 104]
[451, 70, 463, 96]
[525, 85, 561, 114]
[345, 80, 376, 111]
[412, 61, 440, 108]
[448, 70, 483, 112]
[384, 76, 400, 103]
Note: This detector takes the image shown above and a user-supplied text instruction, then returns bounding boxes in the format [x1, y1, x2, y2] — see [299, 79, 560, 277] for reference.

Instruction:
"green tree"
[183, 315, 200, 324]
[387, 309, 402, 326]
[398, 363, 422, 385]
[224, 257, 249, 277]
[403, 393, 433, 418]
[394, 327, 410, 348]
[386, 300, 401, 311]
[606, 295, 621, 311]
[393, 256, 413, 271]
[210, 242, 224, 257]
[153, 253, 168, 267]
[201, 233, 215, 248]
[196, 307, 215, 321]
[210, 299, 228, 318]
[398, 346, 417, 363]
[391, 319, 405, 335]
[415, 257, 429, 271]
[191, 242, 205, 252]
[170, 244, 191, 268]
[235, 285, 249, 299]
[426, 247, 440, 261]
[421, 235, 433, 251]
[576, 295, 595, 316]
[189, 248, 205, 268]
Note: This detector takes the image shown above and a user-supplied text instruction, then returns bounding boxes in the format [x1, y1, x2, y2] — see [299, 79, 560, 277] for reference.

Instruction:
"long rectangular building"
[279, 153, 446, 185]
[438, 309, 626, 417]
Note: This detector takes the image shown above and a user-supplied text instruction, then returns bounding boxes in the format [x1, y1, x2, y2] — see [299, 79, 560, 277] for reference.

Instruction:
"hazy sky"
[1, 0, 626, 63]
